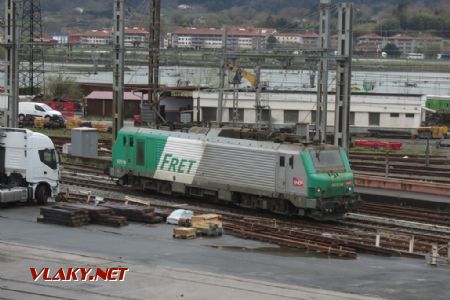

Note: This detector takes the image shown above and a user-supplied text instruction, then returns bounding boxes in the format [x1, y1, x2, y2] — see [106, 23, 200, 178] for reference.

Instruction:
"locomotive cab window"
[279, 156, 285, 167]
[130, 136, 134, 147]
[310, 149, 345, 172]
[289, 156, 294, 168]
[123, 135, 127, 145]
[39, 149, 57, 170]
[136, 140, 145, 166]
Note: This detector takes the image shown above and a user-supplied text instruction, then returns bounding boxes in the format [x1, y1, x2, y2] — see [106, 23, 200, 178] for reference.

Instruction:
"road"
[1, 206, 449, 300]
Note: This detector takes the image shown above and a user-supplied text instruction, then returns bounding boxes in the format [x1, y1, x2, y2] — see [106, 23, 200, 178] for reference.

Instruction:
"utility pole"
[334, 3, 353, 150]
[19, 0, 45, 95]
[5, 0, 19, 127]
[217, 26, 227, 124]
[315, 0, 331, 144]
[148, 0, 162, 126]
[255, 35, 263, 129]
[112, 0, 125, 145]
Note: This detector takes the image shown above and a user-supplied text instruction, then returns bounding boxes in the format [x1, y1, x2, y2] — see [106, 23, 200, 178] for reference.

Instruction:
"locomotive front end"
[301, 147, 360, 220]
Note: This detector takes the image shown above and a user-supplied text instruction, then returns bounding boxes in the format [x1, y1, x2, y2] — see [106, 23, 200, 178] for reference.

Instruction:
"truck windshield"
[309, 149, 346, 172]
[39, 149, 58, 170]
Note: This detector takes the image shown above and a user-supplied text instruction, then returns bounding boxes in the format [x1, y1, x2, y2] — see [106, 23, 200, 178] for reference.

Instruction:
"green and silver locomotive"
[110, 128, 359, 220]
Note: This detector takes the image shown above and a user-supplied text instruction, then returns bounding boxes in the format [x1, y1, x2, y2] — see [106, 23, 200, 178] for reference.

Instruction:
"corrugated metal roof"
[120, 127, 283, 150]
[173, 26, 276, 37]
[84, 91, 148, 101]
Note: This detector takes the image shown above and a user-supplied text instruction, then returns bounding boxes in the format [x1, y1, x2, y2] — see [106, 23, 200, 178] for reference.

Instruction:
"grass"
[28, 127, 112, 140]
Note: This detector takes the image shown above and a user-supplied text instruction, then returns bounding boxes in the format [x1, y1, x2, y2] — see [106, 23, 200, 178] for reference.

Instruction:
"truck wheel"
[18, 114, 25, 122]
[35, 185, 49, 205]
[44, 115, 51, 122]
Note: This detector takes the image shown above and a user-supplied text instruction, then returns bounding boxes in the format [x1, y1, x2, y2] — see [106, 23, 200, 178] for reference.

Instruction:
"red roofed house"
[69, 30, 111, 45]
[355, 33, 384, 56]
[357, 33, 383, 47]
[69, 27, 149, 47]
[171, 26, 276, 50]
[273, 32, 319, 48]
[415, 34, 445, 54]
[84, 91, 145, 117]
[301, 31, 320, 47]
[84, 89, 193, 121]
[274, 32, 303, 44]
[387, 33, 416, 54]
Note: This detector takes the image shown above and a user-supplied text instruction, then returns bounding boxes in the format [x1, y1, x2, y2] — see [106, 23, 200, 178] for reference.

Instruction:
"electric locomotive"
[110, 128, 359, 220]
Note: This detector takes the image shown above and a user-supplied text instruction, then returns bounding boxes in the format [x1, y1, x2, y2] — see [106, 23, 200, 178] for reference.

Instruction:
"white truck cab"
[0, 128, 60, 204]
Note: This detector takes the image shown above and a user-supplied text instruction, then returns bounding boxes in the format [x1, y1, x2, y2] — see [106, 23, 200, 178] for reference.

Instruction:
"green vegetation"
[45, 74, 83, 100]
[28, 127, 112, 140]
[383, 43, 401, 57]
[31, 1, 450, 39]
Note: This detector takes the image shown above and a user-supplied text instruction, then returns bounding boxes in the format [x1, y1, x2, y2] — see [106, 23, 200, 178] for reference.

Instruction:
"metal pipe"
[409, 236, 414, 253]
[430, 243, 437, 266]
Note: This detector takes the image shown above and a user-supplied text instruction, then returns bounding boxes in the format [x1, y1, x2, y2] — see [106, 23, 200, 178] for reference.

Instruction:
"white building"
[171, 27, 276, 50]
[274, 32, 320, 48]
[193, 91, 423, 132]
[274, 33, 303, 44]
[69, 27, 149, 47]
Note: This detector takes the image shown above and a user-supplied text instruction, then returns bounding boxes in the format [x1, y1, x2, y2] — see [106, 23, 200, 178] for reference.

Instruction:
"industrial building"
[193, 90, 423, 132]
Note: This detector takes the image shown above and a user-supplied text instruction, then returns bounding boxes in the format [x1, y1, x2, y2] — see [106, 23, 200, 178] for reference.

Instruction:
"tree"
[45, 74, 83, 100]
[266, 35, 278, 49]
[383, 43, 401, 58]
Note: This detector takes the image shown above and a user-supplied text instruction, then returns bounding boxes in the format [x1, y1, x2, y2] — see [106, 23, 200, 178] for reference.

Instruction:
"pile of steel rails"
[61, 189, 450, 260]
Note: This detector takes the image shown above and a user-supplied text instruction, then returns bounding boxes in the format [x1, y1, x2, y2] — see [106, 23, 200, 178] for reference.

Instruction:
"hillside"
[2, 0, 450, 37]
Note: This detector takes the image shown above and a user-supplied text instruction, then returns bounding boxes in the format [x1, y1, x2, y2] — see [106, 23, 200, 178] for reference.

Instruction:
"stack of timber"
[56, 203, 128, 227]
[38, 207, 90, 227]
[191, 214, 223, 236]
[100, 202, 163, 224]
[154, 208, 172, 221]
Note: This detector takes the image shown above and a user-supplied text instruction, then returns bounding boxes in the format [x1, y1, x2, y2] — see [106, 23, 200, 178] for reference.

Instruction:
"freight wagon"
[425, 96, 450, 111]
[110, 128, 359, 220]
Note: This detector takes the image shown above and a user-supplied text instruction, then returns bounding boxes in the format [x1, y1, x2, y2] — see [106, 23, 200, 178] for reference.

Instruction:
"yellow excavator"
[225, 63, 267, 89]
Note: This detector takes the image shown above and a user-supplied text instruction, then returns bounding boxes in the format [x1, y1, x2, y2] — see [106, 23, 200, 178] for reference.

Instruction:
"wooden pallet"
[173, 227, 197, 239]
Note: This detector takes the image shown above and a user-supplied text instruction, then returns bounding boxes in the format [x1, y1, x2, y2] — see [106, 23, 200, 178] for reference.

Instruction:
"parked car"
[19, 102, 64, 121]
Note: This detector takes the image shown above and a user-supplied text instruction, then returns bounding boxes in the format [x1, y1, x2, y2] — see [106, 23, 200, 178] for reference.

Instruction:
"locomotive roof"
[119, 127, 339, 152]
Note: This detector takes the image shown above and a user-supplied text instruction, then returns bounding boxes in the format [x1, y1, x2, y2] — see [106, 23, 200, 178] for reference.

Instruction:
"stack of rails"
[38, 207, 90, 227]
[100, 202, 163, 224]
[56, 203, 128, 227]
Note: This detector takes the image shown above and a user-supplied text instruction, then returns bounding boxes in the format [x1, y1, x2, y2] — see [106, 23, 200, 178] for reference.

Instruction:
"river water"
[3, 64, 450, 96]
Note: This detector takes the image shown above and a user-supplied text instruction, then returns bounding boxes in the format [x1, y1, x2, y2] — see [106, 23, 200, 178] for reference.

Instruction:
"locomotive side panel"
[154, 137, 206, 185]
[194, 143, 277, 195]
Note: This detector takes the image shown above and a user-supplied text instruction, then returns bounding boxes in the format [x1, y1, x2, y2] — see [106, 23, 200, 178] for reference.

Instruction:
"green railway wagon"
[426, 98, 450, 111]
[110, 128, 360, 220]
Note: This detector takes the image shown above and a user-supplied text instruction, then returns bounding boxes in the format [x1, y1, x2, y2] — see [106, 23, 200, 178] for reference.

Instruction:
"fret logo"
[30, 267, 129, 282]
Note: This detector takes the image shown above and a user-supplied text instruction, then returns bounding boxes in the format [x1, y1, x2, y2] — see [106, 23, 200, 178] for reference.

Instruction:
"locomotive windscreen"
[309, 149, 346, 172]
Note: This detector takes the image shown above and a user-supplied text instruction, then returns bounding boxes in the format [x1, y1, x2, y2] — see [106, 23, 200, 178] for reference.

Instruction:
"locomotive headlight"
[347, 186, 353, 192]
[316, 187, 322, 193]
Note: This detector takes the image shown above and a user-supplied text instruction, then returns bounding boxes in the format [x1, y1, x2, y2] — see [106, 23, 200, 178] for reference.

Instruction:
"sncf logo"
[293, 177, 304, 187]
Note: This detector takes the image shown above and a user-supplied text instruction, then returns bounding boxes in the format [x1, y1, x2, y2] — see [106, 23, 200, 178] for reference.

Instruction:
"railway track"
[360, 202, 450, 226]
[59, 169, 450, 260]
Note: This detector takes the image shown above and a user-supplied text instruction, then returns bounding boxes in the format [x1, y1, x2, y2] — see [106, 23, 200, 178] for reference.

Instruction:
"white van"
[18, 102, 63, 121]
[406, 53, 424, 60]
